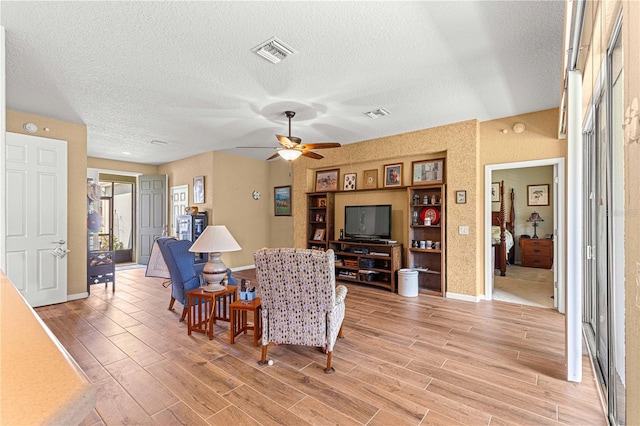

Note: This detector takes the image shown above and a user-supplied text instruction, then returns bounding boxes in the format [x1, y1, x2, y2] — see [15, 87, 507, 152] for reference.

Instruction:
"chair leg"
[168, 296, 176, 311]
[338, 324, 344, 338]
[180, 307, 187, 322]
[324, 351, 335, 374]
[258, 345, 269, 366]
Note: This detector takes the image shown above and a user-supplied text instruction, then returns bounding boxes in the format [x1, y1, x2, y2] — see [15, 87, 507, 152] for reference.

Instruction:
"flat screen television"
[344, 204, 392, 241]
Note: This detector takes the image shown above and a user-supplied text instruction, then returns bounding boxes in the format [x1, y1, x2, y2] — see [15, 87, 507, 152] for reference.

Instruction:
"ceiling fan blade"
[266, 152, 281, 161]
[299, 142, 342, 150]
[237, 146, 279, 150]
[301, 150, 324, 160]
[276, 135, 300, 148]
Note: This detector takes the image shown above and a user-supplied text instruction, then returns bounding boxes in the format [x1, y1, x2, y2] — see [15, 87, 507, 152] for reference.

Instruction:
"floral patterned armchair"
[254, 248, 348, 373]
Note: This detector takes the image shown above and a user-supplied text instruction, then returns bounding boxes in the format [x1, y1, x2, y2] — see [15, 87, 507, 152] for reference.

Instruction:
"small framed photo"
[383, 163, 403, 188]
[315, 169, 340, 192]
[363, 169, 378, 189]
[317, 197, 327, 207]
[313, 228, 326, 241]
[412, 158, 444, 185]
[343, 173, 356, 191]
[491, 182, 500, 202]
[456, 190, 466, 204]
[274, 185, 291, 216]
[527, 184, 549, 206]
[193, 176, 204, 204]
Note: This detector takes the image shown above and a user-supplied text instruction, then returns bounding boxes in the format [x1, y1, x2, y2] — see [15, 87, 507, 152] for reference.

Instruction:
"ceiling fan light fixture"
[252, 37, 297, 64]
[279, 149, 302, 161]
[364, 108, 390, 119]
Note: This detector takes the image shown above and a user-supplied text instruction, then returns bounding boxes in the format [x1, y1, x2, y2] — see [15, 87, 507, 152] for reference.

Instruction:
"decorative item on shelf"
[434, 241, 441, 250]
[363, 169, 378, 189]
[423, 195, 430, 204]
[526, 212, 544, 239]
[412, 210, 419, 225]
[383, 163, 403, 188]
[185, 206, 199, 215]
[420, 207, 440, 225]
[317, 197, 327, 207]
[313, 228, 326, 241]
[431, 195, 437, 204]
[412, 158, 445, 185]
[315, 169, 340, 192]
[188, 225, 241, 285]
[343, 173, 356, 191]
[413, 194, 420, 205]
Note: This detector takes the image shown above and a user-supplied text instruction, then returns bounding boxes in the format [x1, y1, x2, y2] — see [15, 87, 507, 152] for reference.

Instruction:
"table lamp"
[189, 225, 241, 285]
[526, 212, 544, 239]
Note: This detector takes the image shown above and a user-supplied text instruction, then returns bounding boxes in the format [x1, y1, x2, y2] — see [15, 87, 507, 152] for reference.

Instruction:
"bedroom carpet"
[493, 265, 554, 309]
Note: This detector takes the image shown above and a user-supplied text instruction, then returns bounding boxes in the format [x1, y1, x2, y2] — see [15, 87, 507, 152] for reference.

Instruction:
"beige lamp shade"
[189, 225, 241, 285]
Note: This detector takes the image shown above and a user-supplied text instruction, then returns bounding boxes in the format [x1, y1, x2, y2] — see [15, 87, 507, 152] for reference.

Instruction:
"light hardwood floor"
[35, 267, 606, 425]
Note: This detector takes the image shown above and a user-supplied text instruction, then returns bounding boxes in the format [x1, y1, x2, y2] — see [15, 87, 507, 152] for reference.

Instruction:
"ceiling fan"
[240, 111, 341, 161]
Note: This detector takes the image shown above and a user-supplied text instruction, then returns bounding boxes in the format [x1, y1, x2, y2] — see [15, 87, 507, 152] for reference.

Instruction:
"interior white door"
[137, 174, 167, 264]
[170, 185, 188, 237]
[4, 132, 68, 307]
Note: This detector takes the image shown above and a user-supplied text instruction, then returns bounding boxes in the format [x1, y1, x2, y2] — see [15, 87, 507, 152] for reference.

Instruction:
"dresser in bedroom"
[520, 238, 553, 269]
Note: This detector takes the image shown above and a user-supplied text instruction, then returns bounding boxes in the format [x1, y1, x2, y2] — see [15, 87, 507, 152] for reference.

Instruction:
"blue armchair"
[156, 238, 204, 321]
[154, 237, 238, 321]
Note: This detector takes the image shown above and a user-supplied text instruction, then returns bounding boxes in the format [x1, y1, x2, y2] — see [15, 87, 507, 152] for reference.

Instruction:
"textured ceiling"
[1, 1, 565, 165]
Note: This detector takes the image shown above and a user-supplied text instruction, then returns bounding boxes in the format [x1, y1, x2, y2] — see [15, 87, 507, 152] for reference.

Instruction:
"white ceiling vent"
[364, 108, 390, 119]
[252, 37, 297, 64]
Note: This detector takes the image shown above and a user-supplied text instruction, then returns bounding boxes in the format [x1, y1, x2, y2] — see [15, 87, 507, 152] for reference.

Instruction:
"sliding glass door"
[582, 12, 625, 425]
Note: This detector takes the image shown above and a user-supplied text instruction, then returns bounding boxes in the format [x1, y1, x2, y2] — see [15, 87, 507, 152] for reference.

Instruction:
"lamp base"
[202, 252, 227, 285]
[532, 223, 539, 239]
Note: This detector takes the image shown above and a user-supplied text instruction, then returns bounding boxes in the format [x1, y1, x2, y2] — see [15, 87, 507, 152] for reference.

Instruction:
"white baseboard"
[445, 292, 482, 303]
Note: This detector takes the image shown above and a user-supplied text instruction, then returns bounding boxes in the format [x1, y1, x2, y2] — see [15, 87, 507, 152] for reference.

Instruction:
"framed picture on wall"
[456, 190, 467, 204]
[363, 169, 378, 189]
[274, 185, 291, 216]
[527, 184, 549, 206]
[383, 163, 403, 188]
[412, 158, 444, 185]
[315, 169, 339, 192]
[491, 182, 500, 202]
[193, 176, 204, 204]
[343, 173, 356, 191]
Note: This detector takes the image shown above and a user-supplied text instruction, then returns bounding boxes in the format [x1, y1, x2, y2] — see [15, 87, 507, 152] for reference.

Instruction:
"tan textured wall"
[158, 151, 277, 268]
[292, 120, 480, 297]
[268, 160, 294, 248]
[6, 110, 88, 297]
[87, 157, 158, 176]
[624, 0, 639, 422]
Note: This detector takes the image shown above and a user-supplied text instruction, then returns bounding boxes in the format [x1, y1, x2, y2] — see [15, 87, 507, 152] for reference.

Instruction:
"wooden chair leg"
[180, 307, 187, 322]
[168, 296, 176, 311]
[324, 351, 334, 374]
[258, 345, 269, 365]
[338, 324, 344, 338]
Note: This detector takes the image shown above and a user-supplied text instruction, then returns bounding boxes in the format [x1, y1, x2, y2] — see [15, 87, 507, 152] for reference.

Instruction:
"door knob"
[52, 240, 66, 245]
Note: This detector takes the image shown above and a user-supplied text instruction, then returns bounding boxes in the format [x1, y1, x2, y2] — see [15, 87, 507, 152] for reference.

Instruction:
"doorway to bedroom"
[484, 158, 565, 313]
[491, 165, 555, 309]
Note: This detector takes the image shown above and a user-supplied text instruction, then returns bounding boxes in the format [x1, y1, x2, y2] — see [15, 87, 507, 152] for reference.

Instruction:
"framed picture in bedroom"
[491, 182, 500, 202]
[527, 184, 549, 206]
[363, 169, 378, 189]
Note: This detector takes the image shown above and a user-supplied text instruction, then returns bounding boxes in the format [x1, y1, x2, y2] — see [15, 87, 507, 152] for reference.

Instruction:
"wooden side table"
[186, 286, 237, 340]
[229, 298, 262, 346]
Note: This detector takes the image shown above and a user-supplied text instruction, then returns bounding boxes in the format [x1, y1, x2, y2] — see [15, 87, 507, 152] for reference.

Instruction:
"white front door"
[4, 132, 68, 307]
[170, 185, 188, 237]
[137, 174, 167, 265]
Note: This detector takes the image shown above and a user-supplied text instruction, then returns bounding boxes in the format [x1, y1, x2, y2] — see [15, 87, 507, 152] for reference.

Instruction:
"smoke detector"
[252, 37, 297, 64]
[364, 108, 391, 119]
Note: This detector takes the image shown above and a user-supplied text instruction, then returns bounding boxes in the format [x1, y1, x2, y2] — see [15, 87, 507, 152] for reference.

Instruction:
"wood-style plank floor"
[35, 267, 607, 425]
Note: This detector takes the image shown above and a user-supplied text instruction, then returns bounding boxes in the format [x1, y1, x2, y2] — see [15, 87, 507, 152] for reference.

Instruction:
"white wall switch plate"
[459, 226, 469, 235]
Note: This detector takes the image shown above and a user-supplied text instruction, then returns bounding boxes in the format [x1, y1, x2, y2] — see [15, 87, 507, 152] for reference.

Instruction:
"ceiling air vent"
[364, 108, 390, 119]
[252, 37, 297, 64]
